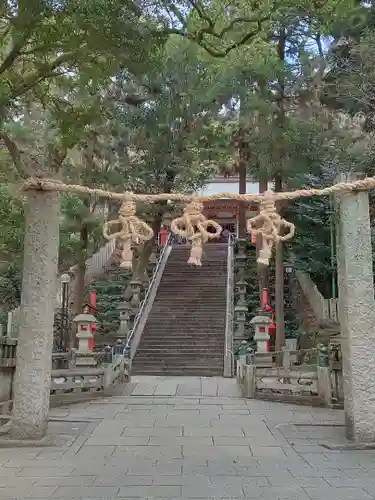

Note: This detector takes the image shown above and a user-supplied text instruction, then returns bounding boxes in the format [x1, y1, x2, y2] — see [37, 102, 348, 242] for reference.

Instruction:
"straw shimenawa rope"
[20, 175, 375, 202]
[170, 200, 222, 266]
[103, 196, 154, 269]
[19, 174, 375, 267]
[247, 191, 295, 266]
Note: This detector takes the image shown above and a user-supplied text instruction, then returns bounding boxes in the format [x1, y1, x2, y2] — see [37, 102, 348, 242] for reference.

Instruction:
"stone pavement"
[1, 375, 375, 499]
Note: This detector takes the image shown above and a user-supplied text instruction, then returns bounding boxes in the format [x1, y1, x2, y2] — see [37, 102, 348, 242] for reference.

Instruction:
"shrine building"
[195, 175, 273, 236]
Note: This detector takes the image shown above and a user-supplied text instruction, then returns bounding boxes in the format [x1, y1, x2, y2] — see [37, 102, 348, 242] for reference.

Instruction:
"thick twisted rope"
[247, 191, 295, 265]
[170, 200, 222, 265]
[19, 174, 375, 267]
[103, 197, 153, 269]
[20, 175, 375, 202]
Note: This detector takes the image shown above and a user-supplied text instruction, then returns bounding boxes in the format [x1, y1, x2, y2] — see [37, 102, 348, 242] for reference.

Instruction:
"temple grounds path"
[0, 376, 374, 499]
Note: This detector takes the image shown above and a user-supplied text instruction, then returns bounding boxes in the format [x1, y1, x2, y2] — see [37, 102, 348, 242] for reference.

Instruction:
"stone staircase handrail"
[126, 234, 173, 359]
[294, 269, 339, 325]
[224, 235, 235, 377]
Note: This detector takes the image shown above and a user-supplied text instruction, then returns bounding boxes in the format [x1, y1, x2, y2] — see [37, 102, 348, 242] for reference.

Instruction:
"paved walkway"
[0, 376, 375, 499]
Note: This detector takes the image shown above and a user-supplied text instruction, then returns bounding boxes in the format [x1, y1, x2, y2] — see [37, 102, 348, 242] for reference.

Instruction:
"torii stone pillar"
[11, 188, 60, 440]
[336, 172, 375, 442]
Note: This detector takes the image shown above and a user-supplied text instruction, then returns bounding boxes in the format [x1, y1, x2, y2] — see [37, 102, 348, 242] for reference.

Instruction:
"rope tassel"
[103, 195, 154, 269]
[247, 191, 295, 266]
[171, 200, 222, 266]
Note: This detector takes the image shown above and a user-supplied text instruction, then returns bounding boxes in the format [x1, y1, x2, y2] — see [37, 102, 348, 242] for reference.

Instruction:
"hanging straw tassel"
[247, 191, 295, 266]
[170, 200, 222, 266]
[103, 195, 154, 269]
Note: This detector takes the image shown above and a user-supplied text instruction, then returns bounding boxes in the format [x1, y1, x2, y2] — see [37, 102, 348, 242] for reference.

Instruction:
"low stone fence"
[237, 347, 340, 407]
[49, 353, 129, 406]
[0, 337, 131, 416]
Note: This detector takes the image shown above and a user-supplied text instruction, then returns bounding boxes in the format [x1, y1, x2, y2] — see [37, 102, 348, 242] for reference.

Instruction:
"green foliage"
[88, 266, 132, 339]
[0, 262, 21, 330]
[0, 263, 21, 310]
[0, 0, 167, 113]
[0, 184, 25, 263]
[0, 0, 372, 327]
[59, 193, 104, 269]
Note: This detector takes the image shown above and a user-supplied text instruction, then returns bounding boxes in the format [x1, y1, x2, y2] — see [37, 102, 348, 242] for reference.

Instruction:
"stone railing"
[0, 339, 129, 414]
[0, 337, 16, 405]
[7, 239, 116, 338]
[0, 337, 17, 368]
[237, 347, 340, 407]
[50, 353, 128, 406]
[294, 270, 339, 326]
[224, 236, 235, 377]
[124, 236, 172, 361]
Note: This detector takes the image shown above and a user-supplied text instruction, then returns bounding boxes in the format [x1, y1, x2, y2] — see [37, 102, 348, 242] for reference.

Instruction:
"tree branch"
[0, 33, 30, 75]
[168, 10, 273, 57]
[5, 46, 87, 105]
[187, 0, 214, 30]
[0, 131, 32, 178]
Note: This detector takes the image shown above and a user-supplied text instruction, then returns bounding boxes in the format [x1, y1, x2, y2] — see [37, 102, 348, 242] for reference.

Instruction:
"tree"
[192, 0, 363, 350]
[98, 40, 228, 288]
[0, 1, 167, 117]
[0, 0, 169, 441]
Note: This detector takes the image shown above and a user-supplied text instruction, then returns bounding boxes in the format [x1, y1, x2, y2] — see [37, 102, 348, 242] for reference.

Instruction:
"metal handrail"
[224, 235, 235, 376]
[125, 234, 172, 354]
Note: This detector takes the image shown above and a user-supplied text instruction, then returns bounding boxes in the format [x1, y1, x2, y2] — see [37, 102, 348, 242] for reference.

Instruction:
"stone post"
[234, 238, 247, 343]
[147, 250, 156, 277]
[251, 315, 272, 367]
[73, 313, 97, 367]
[11, 189, 60, 440]
[129, 280, 142, 315]
[336, 172, 375, 441]
[244, 358, 256, 399]
[117, 301, 132, 341]
[317, 345, 332, 407]
[282, 347, 291, 372]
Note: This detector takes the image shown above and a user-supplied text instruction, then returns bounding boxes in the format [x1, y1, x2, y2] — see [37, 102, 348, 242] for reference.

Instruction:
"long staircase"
[131, 244, 228, 376]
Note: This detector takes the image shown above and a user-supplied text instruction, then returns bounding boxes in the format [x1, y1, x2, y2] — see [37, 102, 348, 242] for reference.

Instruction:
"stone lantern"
[117, 301, 132, 340]
[73, 313, 97, 366]
[129, 280, 142, 313]
[234, 238, 247, 342]
[250, 315, 272, 366]
[162, 211, 173, 228]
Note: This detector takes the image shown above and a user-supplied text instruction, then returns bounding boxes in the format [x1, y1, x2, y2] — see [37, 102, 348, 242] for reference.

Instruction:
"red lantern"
[268, 322, 276, 337]
[89, 291, 96, 352]
[267, 322, 276, 352]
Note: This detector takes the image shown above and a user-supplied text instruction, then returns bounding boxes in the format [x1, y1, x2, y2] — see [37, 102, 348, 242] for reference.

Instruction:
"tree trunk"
[238, 159, 247, 238]
[123, 215, 162, 300]
[73, 221, 89, 316]
[71, 199, 89, 347]
[257, 176, 268, 304]
[11, 189, 60, 440]
[274, 172, 285, 352]
[274, 28, 286, 355]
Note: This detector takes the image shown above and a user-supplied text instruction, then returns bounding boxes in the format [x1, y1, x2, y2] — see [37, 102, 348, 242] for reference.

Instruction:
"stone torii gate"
[6, 173, 375, 442]
[335, 173, 375, 442]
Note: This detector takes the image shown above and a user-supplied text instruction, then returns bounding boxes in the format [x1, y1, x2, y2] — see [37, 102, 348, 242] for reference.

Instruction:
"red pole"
[262, 289, 268, 309]
[89, 291, 96, 351]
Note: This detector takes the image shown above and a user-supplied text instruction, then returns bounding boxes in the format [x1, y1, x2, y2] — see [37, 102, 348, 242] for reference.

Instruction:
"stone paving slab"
[1, 376, 375, 499]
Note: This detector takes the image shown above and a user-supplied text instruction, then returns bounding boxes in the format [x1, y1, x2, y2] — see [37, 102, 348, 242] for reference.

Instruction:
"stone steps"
[132, 245, 228, 377]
